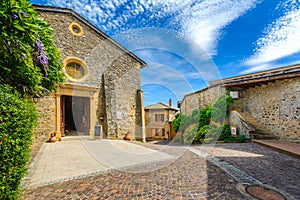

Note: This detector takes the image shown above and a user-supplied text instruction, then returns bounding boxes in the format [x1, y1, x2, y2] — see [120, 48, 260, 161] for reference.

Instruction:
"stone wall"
[244, 77, 300, 142]
[181, 86, 226, 115]
[111, 60, 141, 139]
[34, 95, 56, 139]
[229, 111, 254, 139]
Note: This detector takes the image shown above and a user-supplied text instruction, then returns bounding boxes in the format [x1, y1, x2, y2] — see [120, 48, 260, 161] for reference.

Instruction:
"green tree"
[172, 113, 182, 133]
[0, 0, 65, 97]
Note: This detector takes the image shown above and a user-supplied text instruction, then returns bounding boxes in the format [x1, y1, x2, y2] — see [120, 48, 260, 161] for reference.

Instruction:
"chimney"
[169, 99, 172, 107]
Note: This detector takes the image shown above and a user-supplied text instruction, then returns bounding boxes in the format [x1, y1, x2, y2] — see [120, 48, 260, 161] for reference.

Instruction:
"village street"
[21, 136, 300, 200]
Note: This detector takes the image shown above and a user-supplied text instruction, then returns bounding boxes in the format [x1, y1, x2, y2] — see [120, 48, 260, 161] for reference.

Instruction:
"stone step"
[252, 134, 277, 140]
[238, 112, 277, 140]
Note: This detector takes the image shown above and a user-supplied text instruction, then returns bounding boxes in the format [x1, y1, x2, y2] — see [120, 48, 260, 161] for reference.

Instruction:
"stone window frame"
[68, 22, 84, 36]
[63, 57, 89, 82]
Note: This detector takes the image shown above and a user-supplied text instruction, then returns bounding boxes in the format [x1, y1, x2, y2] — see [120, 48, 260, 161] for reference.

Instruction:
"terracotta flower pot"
[125, 133, 131, 140]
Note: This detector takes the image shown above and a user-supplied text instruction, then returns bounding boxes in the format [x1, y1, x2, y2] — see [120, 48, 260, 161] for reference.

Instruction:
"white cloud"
[174, 0, 260, 55]
[244, 0, 300, 72]
[45, 0, 260, 57]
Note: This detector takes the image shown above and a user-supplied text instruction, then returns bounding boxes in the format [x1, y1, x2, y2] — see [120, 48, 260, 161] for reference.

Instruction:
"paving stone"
[21, 141, 299, 199]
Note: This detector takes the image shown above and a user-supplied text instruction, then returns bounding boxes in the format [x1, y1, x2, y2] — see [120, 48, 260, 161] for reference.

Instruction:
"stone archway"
[55, 84, 98, 139]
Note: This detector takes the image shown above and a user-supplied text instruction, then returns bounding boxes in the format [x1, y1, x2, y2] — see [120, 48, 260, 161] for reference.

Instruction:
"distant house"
[144, 100, 179, 140]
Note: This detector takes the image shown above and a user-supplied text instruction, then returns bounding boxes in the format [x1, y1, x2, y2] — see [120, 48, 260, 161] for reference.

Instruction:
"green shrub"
[172, 113, 182, 133]
[183, 125, 198, 144]
[219, 124, 231, 141]
[0, 85, 38, 199]
[198, 106, 211, 127]
[236, 135, 246, 143]
[204, 125, 222, 143]
[194, 125, 209, 143]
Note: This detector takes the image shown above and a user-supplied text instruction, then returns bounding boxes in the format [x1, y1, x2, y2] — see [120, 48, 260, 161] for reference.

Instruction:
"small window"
[69, 22, 83, 36]
[72, 27, 79, 34]
[155, 114, 165, 122]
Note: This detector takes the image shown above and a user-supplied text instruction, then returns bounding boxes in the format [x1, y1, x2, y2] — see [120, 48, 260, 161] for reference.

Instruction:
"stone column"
[103, 73, 118, 139]
[55, 94, 61, 140]
[90, 96, 96, 136]
[137, 89, 146, 143]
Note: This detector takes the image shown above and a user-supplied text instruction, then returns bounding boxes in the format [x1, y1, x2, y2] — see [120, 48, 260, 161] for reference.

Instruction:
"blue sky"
[31, 0, 300, 106]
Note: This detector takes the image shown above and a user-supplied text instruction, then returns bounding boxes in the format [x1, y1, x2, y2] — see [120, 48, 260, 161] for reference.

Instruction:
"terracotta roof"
[33, 4, 147, 67]
[180, 63, 300, 103]
[145, 102, 179, 111]
[210, 63, 300, 88]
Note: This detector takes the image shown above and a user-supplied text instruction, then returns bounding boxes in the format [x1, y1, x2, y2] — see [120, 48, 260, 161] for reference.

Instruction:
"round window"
[69, 22, 83, 36]
[65, 62, 85, 79]
[63, 57, 88, 82]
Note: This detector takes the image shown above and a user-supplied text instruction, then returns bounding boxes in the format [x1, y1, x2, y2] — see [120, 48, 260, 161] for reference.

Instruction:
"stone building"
[144, 101, 178, 140]
[180, 86, 226, 116]
[33, 5, 147, 140]
[180, 64, 300, 143]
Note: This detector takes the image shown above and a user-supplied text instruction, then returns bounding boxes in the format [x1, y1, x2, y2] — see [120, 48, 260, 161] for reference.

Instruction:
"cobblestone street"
[21, 140, 300, 200]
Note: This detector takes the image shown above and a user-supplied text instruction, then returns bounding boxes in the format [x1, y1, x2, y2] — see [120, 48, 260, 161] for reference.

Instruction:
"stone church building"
[33, 5, 147, 140]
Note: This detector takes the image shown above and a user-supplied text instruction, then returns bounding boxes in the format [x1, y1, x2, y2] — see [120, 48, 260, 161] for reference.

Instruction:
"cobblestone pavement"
[194, 143, 300, 199]
[21, 141, 299, 200]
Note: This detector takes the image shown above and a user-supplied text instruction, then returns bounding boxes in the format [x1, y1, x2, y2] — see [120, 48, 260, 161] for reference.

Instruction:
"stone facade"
[180, 64, 300, 143]
[243, 77, 300, 142]
[181, 86, 226, 115]
[34, 95, 56, 139]
[34, 6, 146, 140]
[145, 103, 178, 139]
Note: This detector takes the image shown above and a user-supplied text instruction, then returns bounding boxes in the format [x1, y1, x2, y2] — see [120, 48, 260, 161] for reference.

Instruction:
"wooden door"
[83, 98, 90, 134]
[60, 96, 65, 136]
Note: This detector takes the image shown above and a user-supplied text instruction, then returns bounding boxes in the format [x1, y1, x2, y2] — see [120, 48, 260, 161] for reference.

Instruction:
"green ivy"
[0, 84, 38, 199]
[211, 95, 233, 123]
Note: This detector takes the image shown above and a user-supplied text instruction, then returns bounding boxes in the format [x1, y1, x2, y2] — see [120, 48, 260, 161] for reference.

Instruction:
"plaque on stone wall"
[230, 125, 237, 137]
[230, 91, 239, 99]
[117, 111, 122, 119]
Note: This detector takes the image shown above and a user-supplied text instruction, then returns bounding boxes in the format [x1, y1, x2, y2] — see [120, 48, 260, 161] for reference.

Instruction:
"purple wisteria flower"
[38, 54, 49, 65]
[33, 36, 49, 69]
[21, 12, 27, 17]
[12, 13, 18, 19]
